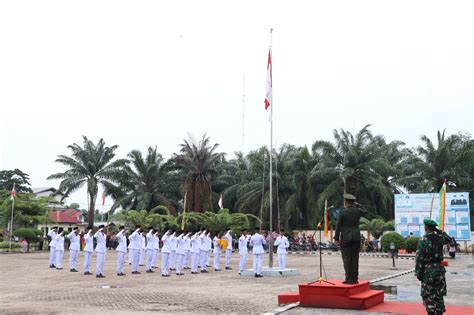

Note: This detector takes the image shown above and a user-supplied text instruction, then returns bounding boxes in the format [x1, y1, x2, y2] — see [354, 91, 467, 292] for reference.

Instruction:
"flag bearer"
[47, 226, 58, 268]
[94, 225, 106, 278]
[250, 227, 266, 277]
[274, 229, 290, 268]
[83, 226, 94, 275]
[116, 226, 127, 276]
[129, 227, 142, 274]
[238, 229, 250, 275]
[67, 227, 80, 272]
[54, 228, 65, 270]
[224, 230, 233, 270]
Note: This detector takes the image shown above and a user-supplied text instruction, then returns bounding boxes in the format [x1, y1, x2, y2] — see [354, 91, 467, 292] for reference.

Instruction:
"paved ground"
[0, 250, 471, 314]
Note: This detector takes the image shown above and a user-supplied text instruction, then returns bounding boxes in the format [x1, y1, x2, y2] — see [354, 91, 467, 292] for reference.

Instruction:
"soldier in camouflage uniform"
[415, 218, 452, 315]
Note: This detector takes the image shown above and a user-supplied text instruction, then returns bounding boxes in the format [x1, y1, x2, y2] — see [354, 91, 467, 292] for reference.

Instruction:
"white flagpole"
[268, 28, 274, 269]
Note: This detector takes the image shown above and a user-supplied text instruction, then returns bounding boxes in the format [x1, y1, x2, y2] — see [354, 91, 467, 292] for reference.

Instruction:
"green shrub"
[0, 241, 21, 249]
[405, 236, 421, 253]
[380, 232, 405, 252]
[13, 228, 43, 243]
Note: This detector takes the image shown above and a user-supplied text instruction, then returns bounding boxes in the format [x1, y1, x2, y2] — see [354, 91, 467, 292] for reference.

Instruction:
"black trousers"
[340, 240, 360, 282]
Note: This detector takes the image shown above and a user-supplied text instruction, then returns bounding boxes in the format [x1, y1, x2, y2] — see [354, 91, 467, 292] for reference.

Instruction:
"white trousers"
[253, 253, 263, 275]
[69, 249, 79, 270]
[206, 250, 211, 266]
[176, 253, 184, 274]
[49, 246, 56, 266]
[131, 249, 141, 272]
[278, 253, 286, 269]
[190, 251, 199, 272]
[169, 250, 176, 269]
[183, 250, 190, 267]
[225, 249, 232, 267]
[146, 249, 154, 271]
[83, 251, 93, 272]
[239, 253, 248, 272]
[213, 252, 220, 270]
[139, 248, 145, 265]
[117, 251, 125, 273]
[161, 252, 170, 275]
[55, 250, 64, 268]
[152, 249, 159, 267]
[200, 250, 208, 270]
[128, 250, 133, 263]
[95, 252, 105, 275]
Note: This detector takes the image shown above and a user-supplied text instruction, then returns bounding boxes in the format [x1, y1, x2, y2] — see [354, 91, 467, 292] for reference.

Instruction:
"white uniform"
[139, 234, 146, 266]
[199, 233, 211, 271]
[54, 233, 65, 268]
[116, 229, 127, 274]
[67, 231, 80, 270]
[183, 234, 191, 268]
[47, 229, 57, 267]
[128, 230, 142, 273]
[146, 231, 155, 271]
[161, 231, 172, 275]
[190, 233, 201, 273]
[224, 231, 232, 268]
[238, 234, 251, 273]
[152, 232, 160, 268]
[274, 235, 289, 268]
[169, 235, 177, 270]
[213, 236, 221, 270]
[94, 230, 106, 276]
[250, 233, 266, 276]
[175, 234, 187, 274]
[83, 231, 94, 273]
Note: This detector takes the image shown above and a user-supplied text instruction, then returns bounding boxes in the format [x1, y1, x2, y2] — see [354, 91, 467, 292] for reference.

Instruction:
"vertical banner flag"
[429, 193, 435, 218]
[324, 199, 328, 237]
[439, 180, 447, 231]
[264, 49, 272, 110]
[218, 194, 224, 209]
[181, 191, 187, 230]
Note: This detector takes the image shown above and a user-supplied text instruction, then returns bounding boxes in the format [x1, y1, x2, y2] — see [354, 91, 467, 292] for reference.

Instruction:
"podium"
[278, 280, 384, 310]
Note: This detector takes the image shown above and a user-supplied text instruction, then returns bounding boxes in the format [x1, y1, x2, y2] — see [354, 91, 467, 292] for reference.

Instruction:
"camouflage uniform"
[415, 230, 451, 315]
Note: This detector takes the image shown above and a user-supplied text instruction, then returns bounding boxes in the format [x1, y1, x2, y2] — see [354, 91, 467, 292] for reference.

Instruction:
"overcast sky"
[0, 0, 472, 211]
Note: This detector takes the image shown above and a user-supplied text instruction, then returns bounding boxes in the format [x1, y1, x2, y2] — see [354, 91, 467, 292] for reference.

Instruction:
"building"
[37, 209, 84, 236]
[32, 187, 65, 204]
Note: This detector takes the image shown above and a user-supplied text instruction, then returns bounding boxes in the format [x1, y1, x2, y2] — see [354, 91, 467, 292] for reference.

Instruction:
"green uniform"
[415, 230, 452, 315]
[334, 206, 368, 283]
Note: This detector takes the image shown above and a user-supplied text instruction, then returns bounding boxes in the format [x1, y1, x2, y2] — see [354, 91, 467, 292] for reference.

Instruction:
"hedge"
[405, 236, 421, 253]
[0, 241, 22, 249]
[380, 232, 405, 252]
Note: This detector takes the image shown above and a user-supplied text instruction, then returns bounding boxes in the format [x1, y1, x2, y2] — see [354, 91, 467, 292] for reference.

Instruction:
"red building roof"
[49, 209, 82, 224]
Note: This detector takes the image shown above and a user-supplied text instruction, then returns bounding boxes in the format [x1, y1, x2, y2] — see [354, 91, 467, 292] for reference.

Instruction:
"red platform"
[278, 279, 384, 310]
[278, 292, 300, 305]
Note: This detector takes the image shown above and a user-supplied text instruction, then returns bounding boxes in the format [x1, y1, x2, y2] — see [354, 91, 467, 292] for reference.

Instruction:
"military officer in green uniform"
[415, 218, 452, 315]
[334, 194, 368, 284]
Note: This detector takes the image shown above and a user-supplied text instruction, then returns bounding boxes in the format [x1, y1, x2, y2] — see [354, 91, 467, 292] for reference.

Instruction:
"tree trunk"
[88, 192, 97, 226]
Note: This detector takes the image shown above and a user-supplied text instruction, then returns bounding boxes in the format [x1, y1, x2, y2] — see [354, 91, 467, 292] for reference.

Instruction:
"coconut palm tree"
[173, 134, 223, 212]
[106, 147, 178, 213]
[47, 136, 126, 225]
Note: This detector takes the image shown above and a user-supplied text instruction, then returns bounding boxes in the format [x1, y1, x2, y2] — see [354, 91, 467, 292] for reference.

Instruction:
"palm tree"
[48, 136, 126, 225]
[107, 147, 178, 213]
[173, 134, 223, 212]
[310, 125, 395, 217]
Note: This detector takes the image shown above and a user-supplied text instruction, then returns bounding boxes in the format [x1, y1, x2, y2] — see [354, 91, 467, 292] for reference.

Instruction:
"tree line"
[1, 125, 473, 231]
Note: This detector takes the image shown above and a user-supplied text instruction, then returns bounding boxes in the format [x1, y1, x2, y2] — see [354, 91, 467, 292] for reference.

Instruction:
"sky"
[0, 0, 472, 211]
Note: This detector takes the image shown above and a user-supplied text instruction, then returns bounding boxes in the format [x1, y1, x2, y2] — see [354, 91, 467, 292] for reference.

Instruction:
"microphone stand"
[309, 216, 335, 285]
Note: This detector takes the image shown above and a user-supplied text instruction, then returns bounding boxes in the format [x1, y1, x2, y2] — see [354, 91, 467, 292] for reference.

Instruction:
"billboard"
[394, 192, 471, 241]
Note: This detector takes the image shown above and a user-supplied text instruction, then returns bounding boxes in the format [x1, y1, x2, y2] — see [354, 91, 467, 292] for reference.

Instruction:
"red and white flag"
[10, 183, 16, 200]
[218, 194, 224, 209]
[264, 49, 272, 110]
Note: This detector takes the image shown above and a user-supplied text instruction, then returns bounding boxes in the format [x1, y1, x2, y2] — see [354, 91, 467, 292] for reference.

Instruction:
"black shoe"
[200, 270, 208, 273]
[191, 272, 198, 274]
[117, 273, 126, 276]
[129, 263, 132, 265]
[100, 274, 106, 278]
[214, 269, 221, 271]
[225, 267, 232, 270]
[56, 267, 63, 270]
[162, 274, 170, 277]
[342, 280, 350, 284]
[170, 268, 176, 271]
[152, 266, 158, 269]
[49, 265, 55, 268]
[256, 274, 263, 278]
[255, 273, 258, 277]
[84, 271, 92, 275]
[139, 264, 145, 266]
[96, 274, 105, 278]
[146, 270, 152, 273]
[176, 273, 184, 276]
[132, 271, 141, 274]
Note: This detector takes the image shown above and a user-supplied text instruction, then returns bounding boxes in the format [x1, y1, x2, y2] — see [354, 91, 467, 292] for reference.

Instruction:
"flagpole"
[268, 28, 274, 269]
[9, 198, 14, 252]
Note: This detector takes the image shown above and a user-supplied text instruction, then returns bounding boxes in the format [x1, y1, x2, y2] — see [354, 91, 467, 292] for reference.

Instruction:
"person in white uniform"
[83, 226, 94, 275]
[206, 232, 212, 267]
[250, 228, 266, 277]
[175, 232, 190, 275]
[199, 230, 210, 273]
[169, 231, 177, 271]
[129, 226, 142, 274]
[145, 227, 156, 273]
[213, 232, 223, 271]
[190, 230, 201, 274]
[67, 227, 80, 272]
[238, 229, 251, 275]
[161, 230, 173, 277]
[116, 225, 127, 276]
[47, 226, 58, 268]
[151, 230, 160, 269]
[94, 225, 107, 278]
[183, 232, 191, 269]
[54, 228, 65, 270]
[139, 231, 146, 266]
[274, 229, 290, 269]
[224, 230, 233, 270]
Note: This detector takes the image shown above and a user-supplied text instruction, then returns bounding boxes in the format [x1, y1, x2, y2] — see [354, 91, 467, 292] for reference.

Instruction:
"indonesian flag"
[218, 194, 224, 209]
[264, 49, 272, 110]
[11, 183, 16, 200]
